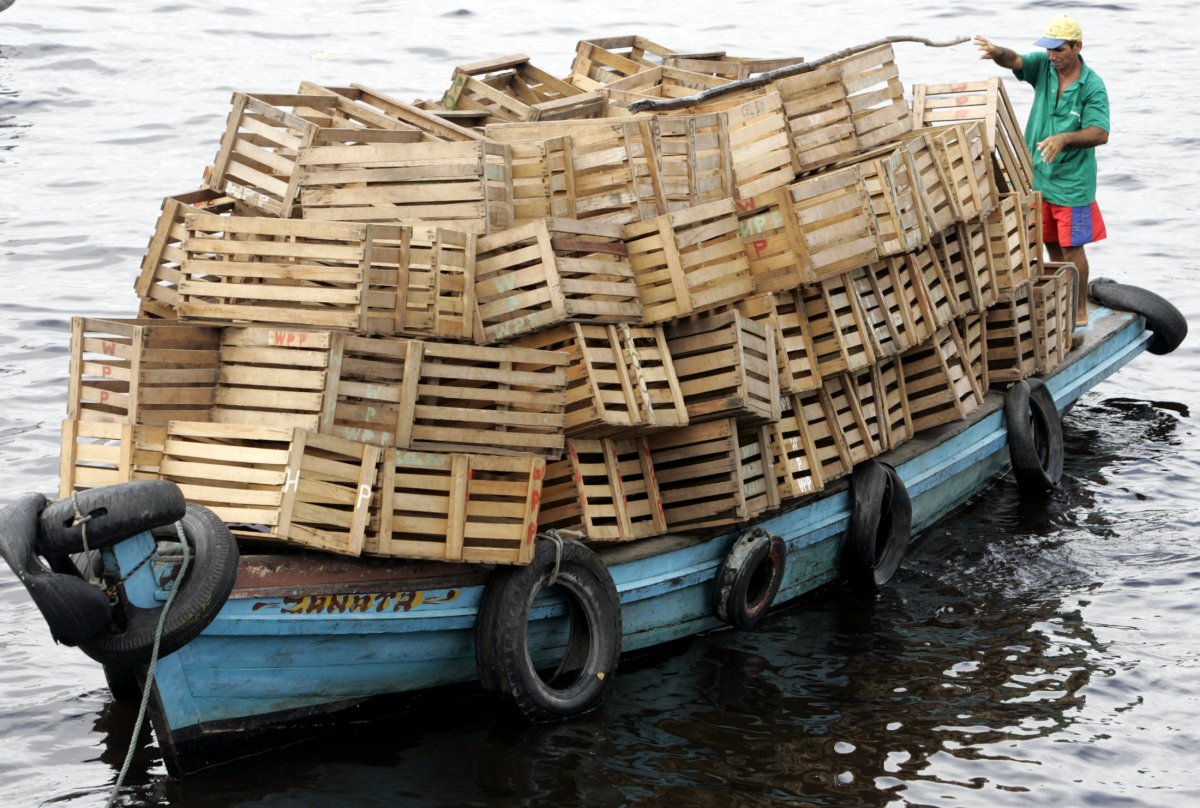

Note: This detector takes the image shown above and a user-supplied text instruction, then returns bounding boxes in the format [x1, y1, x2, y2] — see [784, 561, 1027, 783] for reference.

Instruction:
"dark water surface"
[2, 1, 1199, 805]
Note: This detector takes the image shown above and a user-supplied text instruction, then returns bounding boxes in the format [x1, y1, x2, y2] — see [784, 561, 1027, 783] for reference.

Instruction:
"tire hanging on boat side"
[713, 527, 786, 630]
[1089, 278, 1187, 355]
[842, 461, 912, 592]
[37, 480, 187, 557]
[1004, 378, 1064, 493]
[475, 537, 621, 721]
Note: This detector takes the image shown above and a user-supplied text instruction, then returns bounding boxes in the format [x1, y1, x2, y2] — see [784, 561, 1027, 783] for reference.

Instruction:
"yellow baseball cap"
[1034, 15, 1083, 48]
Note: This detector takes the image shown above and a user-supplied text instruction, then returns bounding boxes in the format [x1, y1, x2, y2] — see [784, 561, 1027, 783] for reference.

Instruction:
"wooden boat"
[102, 298, 1151, 775]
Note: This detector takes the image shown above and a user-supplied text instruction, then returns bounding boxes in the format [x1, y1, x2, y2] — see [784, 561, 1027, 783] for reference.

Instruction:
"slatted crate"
[663, 52, 805, 81]
[539, 437, 665, 542]
[58, 420, 167, 497]
[899, 130, 955, 237]
[863, 256, 934, 352]
[177, 214, 402, 332]
[954, 313, 990, 396]
[769, 388, 850, 500]
[895, 244, 955, 334]
[569, 35, 678, 91]
[509, 137, 573, 226]
[787, 164, 879, 280]
[834, 44, 912, 150]
[800, 274, 876, 378]
[773, 66, 859, 175]
[439, 54, 604, 124]
[927, 122, 995, 222]
[848, 265, 903, 360]
[985, 281, 1040, 383]
[872, 356, 913, 453]
[67, 318, 222, 426]
[736, 291, 819, 395]
[293, 140, 514, 234]
[648, 418, 768, 531]
[367, 449, 544, 565]
[136, 190, 249, 318]
[822, 372, 879, 466]
[986, 191, 1042, 291]
[487, 117, 665, 225]
[666, 309, 781, 425]
[515, 322, 685, 438]
[393, 226, 477, 341]
[937, 220, 998, 314]
[899, 324, 983, 433]
[623, 198, 755, 323]
[297, 81, 485, 143]
[836, 144, 926, 257]
[160, 421, 381, 556]
[475, 217, 642, 343]
[1030, 264, 1076, 375]
[735, 188, 813, 294]
[601, 65, 733, 112]
[911, 78, 1034, 194]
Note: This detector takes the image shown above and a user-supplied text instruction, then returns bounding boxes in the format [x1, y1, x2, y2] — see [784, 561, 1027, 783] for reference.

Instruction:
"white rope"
[106, 521, 191, 808]
[537, 529, 585, 586]
[70, 491, 103, 590]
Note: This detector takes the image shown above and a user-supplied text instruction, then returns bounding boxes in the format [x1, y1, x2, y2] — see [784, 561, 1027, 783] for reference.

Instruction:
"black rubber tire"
[475, 538, 621, 721]
[79, 503, 239, 667]
[0, 493, 113, 646]
[1004, 378, 1064, 493]
[103, 664, 143, 703]
[1090, 278, 1187, 355]
[38, 480, 187, 556]
[843, 461, 912, 592]
[713, 528, 786, 630]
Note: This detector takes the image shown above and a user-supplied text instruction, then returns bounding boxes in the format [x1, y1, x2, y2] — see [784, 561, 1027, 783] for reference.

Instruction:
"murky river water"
[2, 1, 1198, 805]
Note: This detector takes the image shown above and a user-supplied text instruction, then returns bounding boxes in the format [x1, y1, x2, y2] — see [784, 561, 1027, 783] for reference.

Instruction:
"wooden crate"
[773, 66, 859, 175]
[822, 372, 879, 466]
[393, 226, 477, 341]
[787, 165, 879, 280]
[986, 191, 1042, 291]
[848, 265, 903, 360]
[927, 122, 995, 222]
[515, 322, 686, 437]
[862, 256, 934, 353]
[836, 144, 925, 257]
[648, 418, 766, 531]
[487, 117, 665, 225]
[896, 244, 955, 334]
[540, 437, 665, 542]
[1031, 264, 1076, 374]
[623, 198, 754, 323]
[160, 421, 381, 556]
[900, 325, 983, 433]
[177, 214, 404, 332]
[937, 220, 998, 314]
[368, 449, 544, 565]
[663, 52, 805, 81]
[666, 310, 780, 425]
[136, 190, 249, 317]
[297, 82, 484, 142]
[769, 388, 850, 500]
[293, 140, 514, 234]
[440, 54, 603, 124]
[475, 218, 641, 343]
[911, 78, 1034, 194]
[800, 274, 876, 378]
[833, 44, 912, 149]
[509, 137, 573, 225]
[67, 318, 222, 426]
[735, 188, 813, 294]
[985, 281, 1040, 383]
[58, 420, 166, 498]
[736, 291, 819, 395]
[738, 422, 780, 518]
[899, 130, 955, 237]
[601, 65, 733, 111]
[872, 356, 913, 453]
[569, 35, 678, 90]
[954, 313, 990, 396]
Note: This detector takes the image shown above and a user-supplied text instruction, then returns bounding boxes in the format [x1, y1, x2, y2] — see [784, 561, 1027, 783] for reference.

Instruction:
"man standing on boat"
[974, 16, 1110, 328]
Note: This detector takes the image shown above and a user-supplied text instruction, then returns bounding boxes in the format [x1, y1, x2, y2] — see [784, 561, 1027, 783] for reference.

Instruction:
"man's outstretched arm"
[974, 35, 1023, 71]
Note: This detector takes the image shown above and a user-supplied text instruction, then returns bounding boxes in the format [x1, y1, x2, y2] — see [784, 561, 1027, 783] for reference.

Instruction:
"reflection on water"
[3, 0, 1200, 805]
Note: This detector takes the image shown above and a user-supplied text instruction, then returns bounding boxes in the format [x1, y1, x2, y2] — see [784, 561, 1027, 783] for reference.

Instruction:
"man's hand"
[1037, 134, 1067, 164]
[974, 34, 1022, 70]
[973, 35, 1000, 60]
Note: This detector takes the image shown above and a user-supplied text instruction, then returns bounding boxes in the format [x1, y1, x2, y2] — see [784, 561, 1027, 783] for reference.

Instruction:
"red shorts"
[1041, 199, 1107, 247]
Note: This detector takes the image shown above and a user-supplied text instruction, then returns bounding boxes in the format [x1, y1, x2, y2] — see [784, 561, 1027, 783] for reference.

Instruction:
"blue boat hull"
[143, 307, 1149, 774]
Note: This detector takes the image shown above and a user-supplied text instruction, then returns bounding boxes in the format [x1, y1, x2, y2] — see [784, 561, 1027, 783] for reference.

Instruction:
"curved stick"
[628, 35, 969, 113]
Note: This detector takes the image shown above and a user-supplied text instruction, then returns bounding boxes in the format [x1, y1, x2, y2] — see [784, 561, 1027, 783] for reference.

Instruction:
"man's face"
[1046, 41, 1082, 73]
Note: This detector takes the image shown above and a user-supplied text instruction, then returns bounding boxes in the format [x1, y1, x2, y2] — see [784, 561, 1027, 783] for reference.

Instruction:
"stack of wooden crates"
[60, 35, 1074, 567]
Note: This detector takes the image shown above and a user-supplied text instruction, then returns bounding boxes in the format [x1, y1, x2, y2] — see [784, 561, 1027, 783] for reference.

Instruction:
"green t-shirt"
[1014, 52, 1110, 206]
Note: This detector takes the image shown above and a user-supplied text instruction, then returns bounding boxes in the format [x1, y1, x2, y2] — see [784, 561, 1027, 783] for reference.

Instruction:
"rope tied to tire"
[537, 528, 585, 587]
[69, 490, 104, 592]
